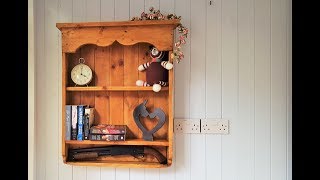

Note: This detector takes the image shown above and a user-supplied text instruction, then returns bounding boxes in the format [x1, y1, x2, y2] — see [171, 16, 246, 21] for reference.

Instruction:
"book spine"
[71, 105, 77, 140]
[65, 105, 72, 140]
[89, 134, 126, 141]
[77, 105, 86, 140]
[83, 114, 89, 140]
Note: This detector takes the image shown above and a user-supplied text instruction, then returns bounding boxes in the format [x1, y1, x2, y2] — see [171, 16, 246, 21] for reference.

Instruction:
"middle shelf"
[65, 139, 169, 146]
[66, 86, 169, 91]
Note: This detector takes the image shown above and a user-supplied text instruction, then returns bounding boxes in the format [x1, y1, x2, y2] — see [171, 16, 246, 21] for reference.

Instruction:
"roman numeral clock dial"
[71, 58, 93, 86]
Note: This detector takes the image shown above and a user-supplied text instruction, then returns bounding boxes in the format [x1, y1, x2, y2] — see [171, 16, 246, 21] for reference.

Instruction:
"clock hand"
[80, 66, 83, 74]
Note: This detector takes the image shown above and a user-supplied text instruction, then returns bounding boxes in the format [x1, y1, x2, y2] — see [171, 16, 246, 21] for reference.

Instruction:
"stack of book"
[89, 124, 127, 141]
[65, 105, 95, 141]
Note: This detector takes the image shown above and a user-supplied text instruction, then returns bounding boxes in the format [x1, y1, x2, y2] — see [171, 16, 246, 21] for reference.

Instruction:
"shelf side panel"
[94, 46, 111, 124]
[123, 44, 140, 139]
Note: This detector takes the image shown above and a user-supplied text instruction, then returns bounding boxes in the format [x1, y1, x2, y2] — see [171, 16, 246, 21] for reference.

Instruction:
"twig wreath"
[131, 7, 189, 63]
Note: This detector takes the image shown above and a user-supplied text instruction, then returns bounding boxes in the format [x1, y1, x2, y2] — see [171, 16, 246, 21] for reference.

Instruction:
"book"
[65, 105, 72, 140]
[84, 107, 95, 140]
[71, 105, 78, 140]
[90, 124, 127, 135]
[77, 105, 87, 140]
[89, 134, 126, 141]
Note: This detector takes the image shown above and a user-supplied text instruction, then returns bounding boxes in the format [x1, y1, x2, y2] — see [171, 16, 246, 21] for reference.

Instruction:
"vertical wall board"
[35, 0, 46, 179]
[101, 0, 115, 21]
[286, 0, 292, 179]
[72, 0, 86, 22]
[254, 0, 271, 179]
[73, 167, 87, 180]
[236, 0, 255, 179]
[86, 0, 100, 21]
[205, 0, 222, 179]
[130, 0, 144, 18]
[189, 0, 206, 180]
[174, 0, 191, 180]
[145, 0, 160, 11]
[159, 0, 175, 179]
[221, 0, 239, 179]
[101, 167, 116, 180]
[115, 0, 130, 21]
[58, 0, 73, 179]
[44, 0, 60, 180]
[72, 0, 87, 179]
[271, 0, 287, 179]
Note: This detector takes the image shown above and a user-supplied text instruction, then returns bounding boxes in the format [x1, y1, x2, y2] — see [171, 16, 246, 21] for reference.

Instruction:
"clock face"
[71, 64, 93, 85]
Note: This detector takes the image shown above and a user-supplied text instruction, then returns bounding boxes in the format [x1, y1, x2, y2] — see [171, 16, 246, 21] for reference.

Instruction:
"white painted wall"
[32, 0, 292, 179]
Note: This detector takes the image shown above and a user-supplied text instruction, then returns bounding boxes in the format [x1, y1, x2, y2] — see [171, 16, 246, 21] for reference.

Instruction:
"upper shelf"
[66, 86, 169, 91]
[56, 19, 181, 52]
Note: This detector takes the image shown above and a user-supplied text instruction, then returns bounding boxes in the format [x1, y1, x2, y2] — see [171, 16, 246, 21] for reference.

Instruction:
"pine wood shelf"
[58, 19, 178, 168]
[66, 86, 169, 91]
[66, 161, 169, 168]
[65, 139, 169, 146]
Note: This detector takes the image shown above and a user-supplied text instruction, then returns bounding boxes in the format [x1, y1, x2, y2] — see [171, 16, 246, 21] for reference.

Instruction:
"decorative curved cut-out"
[133, 100, 166, 141]
[59, 22, 177, 53]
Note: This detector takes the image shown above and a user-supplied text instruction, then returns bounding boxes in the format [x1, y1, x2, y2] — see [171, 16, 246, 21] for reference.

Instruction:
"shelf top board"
[56, 19, 180, 29]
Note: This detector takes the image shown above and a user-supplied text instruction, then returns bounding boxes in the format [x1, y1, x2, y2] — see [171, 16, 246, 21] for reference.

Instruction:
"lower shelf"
[65, 139, 169, 146]
[65, 160, 170, 168]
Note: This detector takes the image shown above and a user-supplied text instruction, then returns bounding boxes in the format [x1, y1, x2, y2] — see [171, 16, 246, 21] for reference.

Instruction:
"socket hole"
[224, 129, 226, 130]
[179, 124, 180, 126]
[180, 128, 182, 130]
[208, 128, 210, 130]
[192, 128, 193, 130]
[194, 124, 195, 126]
[203, 128, 206, 130]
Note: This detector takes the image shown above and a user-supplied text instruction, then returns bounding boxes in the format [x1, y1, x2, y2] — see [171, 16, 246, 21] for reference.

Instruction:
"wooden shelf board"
[66, 160, 169, 168]
[65, 139, 169, 146]
[66, 86, 169, 91]
[57, 19, 180, 29]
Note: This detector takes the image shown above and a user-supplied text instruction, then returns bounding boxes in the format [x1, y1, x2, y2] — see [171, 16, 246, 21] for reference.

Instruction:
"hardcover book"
[89, 134, 126, 141]
[65, 105, 72, 140]
[71, 105, 78, 140]
[77, 105, 87, 140]
[90, 124, 127, 135]
[84, 107, 95, 140]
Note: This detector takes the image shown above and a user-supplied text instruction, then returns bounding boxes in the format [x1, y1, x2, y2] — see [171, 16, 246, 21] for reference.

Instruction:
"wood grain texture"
[123, 45, 140, 139]
[57, 20, 179, 52]
[94, 46, 110, 124]
[109, 42, 124, 125]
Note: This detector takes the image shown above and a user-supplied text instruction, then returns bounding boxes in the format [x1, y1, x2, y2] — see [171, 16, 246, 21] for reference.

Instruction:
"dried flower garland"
[131, 7, 189, 63]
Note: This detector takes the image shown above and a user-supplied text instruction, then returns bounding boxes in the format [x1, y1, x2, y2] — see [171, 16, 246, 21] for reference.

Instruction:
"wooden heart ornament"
[133, 100, 166, 141]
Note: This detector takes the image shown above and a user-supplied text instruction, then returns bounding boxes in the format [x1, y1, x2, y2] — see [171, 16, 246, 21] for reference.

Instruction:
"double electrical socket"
[174, 118, 229, 134]
[174, 119, 201, 133]
[201, 119, 229, 134]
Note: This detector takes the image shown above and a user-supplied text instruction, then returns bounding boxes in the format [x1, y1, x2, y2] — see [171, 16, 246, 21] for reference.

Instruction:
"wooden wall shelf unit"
[56, 20, 179, 168]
